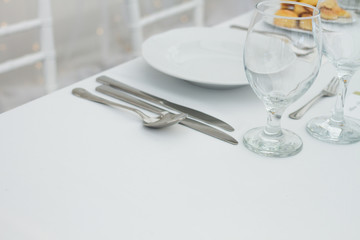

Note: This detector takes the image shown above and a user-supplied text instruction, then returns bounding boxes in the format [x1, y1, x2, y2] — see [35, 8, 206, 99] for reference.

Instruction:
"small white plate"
[142, 27, 248, 89]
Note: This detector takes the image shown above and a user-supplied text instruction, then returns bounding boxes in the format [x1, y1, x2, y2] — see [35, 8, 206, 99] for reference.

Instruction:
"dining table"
[1, 10, 360, 240]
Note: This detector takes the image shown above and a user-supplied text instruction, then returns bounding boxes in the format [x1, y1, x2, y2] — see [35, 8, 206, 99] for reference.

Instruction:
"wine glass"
[243, 1, 322, 157]
[306, 0, 360, 144]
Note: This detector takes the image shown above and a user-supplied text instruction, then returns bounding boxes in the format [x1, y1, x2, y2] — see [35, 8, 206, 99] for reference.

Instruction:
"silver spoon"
[72, 88, 187, 128]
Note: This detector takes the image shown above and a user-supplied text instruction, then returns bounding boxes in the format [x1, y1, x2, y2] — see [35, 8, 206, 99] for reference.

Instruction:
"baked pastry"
[335, 6, 351, 18]
[274, 9, 298, 28]
[299, 12, 313, 30]
[294, 4, 313, 15]
[320, 6, 339, 19]
[281, 0, 298, 10]
[319, 0, 351, 20]
[299, 0, 318, 6]
[275, 0, 351, 30]
[319, 0, 337, 8]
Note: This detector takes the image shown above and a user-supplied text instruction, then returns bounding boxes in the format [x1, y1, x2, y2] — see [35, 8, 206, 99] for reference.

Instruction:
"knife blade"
[96, 75, 234, 132]
[96, 85, 238, 145]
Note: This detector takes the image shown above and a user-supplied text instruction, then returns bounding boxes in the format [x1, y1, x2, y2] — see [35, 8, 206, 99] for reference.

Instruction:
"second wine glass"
[243, 1, 322, 157]
[306, 0, 360, 144]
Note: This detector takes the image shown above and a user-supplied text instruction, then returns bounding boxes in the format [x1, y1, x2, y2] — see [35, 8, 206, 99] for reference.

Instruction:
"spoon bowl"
[142, 110, 187, 128]
[72, 88, 186, 128]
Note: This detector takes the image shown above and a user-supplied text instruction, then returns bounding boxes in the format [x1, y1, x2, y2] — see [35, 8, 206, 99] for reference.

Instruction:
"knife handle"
[97, 75, 158, 103]
[96, 85, 163, 114]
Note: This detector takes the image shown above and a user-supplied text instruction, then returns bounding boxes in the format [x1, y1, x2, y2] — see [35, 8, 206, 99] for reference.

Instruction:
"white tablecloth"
[1, 13, 360, 240]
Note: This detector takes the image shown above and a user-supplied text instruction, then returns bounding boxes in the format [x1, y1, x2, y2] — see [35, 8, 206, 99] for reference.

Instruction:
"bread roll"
[281, 0, 299, 10]
[299, 0, 318, 6]
[319, 0, 351, 20]
[274, 9, 298, 28]
[294, 4, 313, 15]
[299, 12, 313, 30]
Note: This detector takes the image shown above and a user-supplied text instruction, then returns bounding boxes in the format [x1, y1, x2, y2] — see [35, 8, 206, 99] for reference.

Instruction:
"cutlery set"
[72, 75, 238, 145]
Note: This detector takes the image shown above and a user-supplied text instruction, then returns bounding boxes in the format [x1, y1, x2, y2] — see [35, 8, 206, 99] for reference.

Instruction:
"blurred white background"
[0, 0, 259, 113]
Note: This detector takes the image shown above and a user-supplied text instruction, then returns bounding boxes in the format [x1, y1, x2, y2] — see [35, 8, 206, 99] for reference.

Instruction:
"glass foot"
[243, 127, 303, 158]
[306, 116, 360, 144]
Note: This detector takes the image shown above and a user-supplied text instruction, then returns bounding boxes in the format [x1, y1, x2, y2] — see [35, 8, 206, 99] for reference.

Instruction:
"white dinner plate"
[141, 27, 248, 89]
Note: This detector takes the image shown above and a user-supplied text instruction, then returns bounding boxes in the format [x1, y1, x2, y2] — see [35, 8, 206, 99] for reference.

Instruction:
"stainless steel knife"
[96, 85, 238, 145]
[96, 75, 234, 132]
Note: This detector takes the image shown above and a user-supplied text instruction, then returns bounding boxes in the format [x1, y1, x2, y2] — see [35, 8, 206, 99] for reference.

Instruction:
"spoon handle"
[72, 88, 148, 120]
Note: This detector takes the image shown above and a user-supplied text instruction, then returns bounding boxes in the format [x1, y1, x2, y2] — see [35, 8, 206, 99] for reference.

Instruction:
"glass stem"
[330, 73, 352, 124]
[264, 110, 283, 137]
